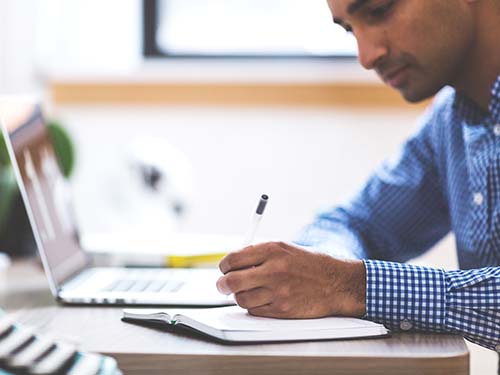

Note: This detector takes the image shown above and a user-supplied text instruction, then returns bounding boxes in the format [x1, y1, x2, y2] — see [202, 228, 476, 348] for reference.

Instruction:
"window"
[143, 0, 357, 58]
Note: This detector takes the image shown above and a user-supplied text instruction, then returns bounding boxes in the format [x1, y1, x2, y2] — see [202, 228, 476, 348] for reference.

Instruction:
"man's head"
[327, 0, 480, 103]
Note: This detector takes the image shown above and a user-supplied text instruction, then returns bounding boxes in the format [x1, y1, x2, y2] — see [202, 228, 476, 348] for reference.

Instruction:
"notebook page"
[174, 306, 381, 332]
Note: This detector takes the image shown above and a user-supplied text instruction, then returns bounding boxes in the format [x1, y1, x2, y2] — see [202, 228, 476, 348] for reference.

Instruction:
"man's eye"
[369, 1, 395, 19]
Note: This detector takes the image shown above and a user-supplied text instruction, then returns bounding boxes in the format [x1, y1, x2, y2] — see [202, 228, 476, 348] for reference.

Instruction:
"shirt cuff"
[363, 259, 446, 332]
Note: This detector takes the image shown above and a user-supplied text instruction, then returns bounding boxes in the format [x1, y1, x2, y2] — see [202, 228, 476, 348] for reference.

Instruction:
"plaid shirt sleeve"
[363, 260, 500, 351]
[295, 98, 500, 354]
[295, 108, 451, 263]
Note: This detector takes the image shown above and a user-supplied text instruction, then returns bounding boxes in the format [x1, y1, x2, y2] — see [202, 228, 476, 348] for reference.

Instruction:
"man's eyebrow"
[347, 0, 370, 15]
[332, 17, 343, 25]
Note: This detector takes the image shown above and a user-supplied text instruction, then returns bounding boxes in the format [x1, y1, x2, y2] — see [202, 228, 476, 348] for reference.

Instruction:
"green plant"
[47, 121, 76, 178]
[0, 132, 10, 168]
[0, 132, 18, 237]
[0, 166, 18, 234]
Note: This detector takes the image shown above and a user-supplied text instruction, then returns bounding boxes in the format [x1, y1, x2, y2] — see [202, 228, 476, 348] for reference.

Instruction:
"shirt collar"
[452, 73, 500, 126]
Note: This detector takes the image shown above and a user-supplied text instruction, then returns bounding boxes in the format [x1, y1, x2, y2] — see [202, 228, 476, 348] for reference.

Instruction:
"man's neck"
[453, 2, 500, 112]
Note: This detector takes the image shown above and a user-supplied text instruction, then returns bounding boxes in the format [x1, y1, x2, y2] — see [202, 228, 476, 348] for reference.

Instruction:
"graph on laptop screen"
[1, 100, 88, 287]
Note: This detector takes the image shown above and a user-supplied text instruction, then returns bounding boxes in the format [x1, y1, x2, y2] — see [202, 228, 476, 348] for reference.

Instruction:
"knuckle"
[275, 301, 291, 314]
[241, 244, 257, 255]
[276, 285, 291, 299]
[273, 258, 290, 274]
[267, 241, 281, 253]
[225, 274, 240, 291]
[224, 253, 243, 273]
[234, 292, 249, 308]
[248, 308, 261, 317]
[277, 241, 288, 249]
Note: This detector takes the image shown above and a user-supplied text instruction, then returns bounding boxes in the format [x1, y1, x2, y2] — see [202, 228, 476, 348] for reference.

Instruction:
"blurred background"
[0, 1, 496, 373]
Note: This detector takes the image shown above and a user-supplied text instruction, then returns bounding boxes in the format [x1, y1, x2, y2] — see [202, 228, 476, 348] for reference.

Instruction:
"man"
[216, 0, 500, 367]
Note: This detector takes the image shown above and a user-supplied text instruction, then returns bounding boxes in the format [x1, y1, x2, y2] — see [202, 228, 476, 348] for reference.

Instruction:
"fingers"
[219, 243, 271, 274]
[234, 287, 272, 310]
[247, 304, 282, 318]
[216, 266, 267, 295]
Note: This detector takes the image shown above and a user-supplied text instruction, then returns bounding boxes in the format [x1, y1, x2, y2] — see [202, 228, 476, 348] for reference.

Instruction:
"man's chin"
[398, 84, 442, 103]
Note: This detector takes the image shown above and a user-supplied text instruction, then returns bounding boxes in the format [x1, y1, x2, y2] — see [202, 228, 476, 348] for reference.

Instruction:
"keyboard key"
[7, 336, 55, 370]
[128, 280, 153, 293]
[100, 356, 122, 375]
[0, 316, 14, 338]
[144, 280, 167, 293]
[112, 280, 136, 292]
[102, 280, 121, 292]
[160, 280, 184, 293]
[0, 327, 35, 360]
[66, 352, 102, 375]
[102, 275, 185, 294]
[29, 343, 76, 374]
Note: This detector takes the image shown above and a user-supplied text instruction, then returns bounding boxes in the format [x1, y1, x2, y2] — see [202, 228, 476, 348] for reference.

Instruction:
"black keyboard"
[0, 312, 122, 375]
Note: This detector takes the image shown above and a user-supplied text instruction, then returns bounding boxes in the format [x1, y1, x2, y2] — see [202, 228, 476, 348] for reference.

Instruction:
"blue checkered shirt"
[297, 76, 500, 357]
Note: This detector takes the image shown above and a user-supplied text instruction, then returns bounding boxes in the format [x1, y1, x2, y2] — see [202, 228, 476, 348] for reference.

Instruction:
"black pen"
[242, 194, 268, 246]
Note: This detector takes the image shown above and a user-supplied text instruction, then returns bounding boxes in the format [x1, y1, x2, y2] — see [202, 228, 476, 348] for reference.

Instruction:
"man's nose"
[355, 31, 388, 70]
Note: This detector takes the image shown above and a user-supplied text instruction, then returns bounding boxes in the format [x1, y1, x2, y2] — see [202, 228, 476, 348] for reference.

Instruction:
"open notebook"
[122, 306, 389, 343]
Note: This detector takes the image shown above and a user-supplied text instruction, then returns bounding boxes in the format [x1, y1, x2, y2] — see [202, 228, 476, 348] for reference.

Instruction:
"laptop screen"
[0, 99, 88, 289]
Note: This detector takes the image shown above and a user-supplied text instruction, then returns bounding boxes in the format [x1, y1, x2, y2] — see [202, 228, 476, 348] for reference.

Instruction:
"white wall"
[0, 0, 40, 94]
[34, 0, 141, 76]
[0, 0, 141, 94]
[59, 105, 421, 240]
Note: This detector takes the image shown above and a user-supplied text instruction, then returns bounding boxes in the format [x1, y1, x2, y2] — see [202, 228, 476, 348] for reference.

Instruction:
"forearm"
[363, 260, 500, 351]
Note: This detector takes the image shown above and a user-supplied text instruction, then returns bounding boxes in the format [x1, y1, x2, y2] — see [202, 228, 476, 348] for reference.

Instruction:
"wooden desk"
[1, 259, 469, 375]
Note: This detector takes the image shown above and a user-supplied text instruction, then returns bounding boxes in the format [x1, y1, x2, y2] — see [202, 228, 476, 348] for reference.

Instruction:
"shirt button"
[400, 320, 413, 331]
[494, 124, 500, 136]
[473, 192, 484, 206]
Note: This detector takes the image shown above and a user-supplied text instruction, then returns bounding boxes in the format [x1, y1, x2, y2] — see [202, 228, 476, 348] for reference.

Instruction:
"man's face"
[327, 0, 476, 102]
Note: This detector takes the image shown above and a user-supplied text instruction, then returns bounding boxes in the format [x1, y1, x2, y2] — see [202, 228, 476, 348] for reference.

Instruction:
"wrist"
[338, 259, 367, 317]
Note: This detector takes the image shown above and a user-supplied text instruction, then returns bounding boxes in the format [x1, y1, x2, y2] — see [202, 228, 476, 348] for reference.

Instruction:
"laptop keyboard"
[101, 271, 185, 294]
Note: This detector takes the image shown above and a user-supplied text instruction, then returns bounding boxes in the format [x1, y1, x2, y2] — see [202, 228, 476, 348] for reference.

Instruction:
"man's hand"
[216, 241, 366, 319]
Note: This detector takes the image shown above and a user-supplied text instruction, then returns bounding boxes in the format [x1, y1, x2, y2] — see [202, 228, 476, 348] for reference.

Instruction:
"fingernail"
[219, 258, 230, 274]
[216, 277, 231, 295]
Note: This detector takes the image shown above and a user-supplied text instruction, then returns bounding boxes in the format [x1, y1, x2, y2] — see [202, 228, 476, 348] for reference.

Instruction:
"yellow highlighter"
[166, 252, 228, 268]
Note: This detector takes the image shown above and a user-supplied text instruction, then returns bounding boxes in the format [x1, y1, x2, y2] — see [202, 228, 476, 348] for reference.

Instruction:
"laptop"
[0, 97, 234, 306]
